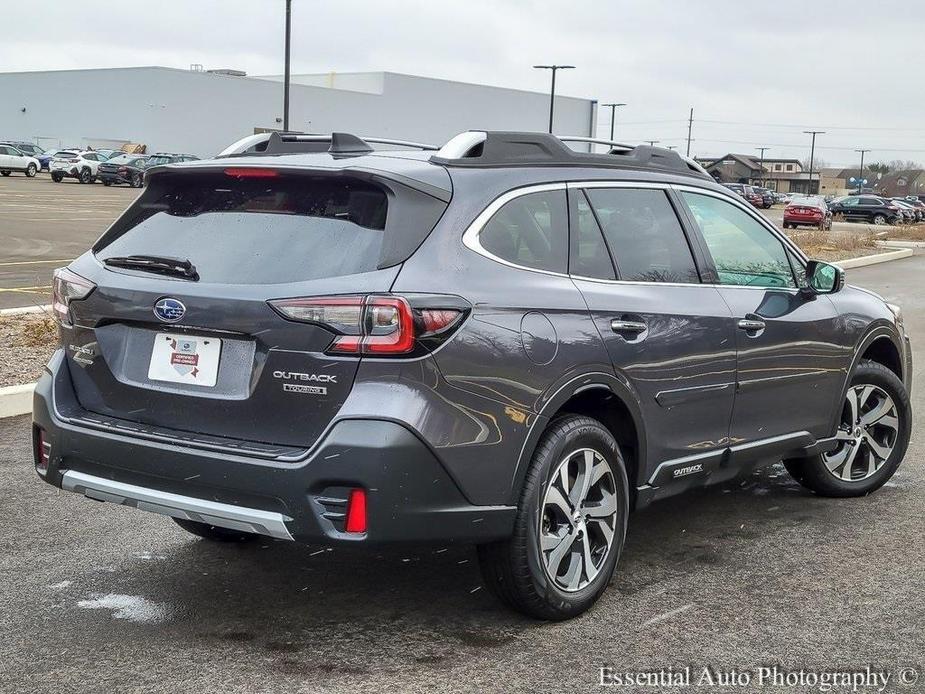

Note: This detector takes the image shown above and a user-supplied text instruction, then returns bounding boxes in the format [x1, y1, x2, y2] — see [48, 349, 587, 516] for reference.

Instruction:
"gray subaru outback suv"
[34, 130, 912, 619]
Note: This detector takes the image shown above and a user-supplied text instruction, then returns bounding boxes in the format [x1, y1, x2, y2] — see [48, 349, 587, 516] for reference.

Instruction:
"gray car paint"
[37, 147, 912, 540]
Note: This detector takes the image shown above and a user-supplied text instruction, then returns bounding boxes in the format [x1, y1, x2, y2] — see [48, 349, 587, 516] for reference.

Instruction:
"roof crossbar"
[217, 131, 439, 157]
[430, 130, 710, 178]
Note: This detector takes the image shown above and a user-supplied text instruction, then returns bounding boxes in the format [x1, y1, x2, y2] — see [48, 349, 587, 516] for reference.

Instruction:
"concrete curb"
[838, 248, 914, 269]
[0, 383, 34, 419]
[875, 240, 925, 249]
[0, 305, 52, 317]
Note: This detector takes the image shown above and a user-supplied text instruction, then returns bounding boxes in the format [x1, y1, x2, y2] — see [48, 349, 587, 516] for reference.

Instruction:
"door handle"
[737, 318, 766, 331]
[611, 319, 647, 334]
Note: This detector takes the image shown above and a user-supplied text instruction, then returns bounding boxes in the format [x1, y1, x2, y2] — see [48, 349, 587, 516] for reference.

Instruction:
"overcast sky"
[5, 0, 924, 166]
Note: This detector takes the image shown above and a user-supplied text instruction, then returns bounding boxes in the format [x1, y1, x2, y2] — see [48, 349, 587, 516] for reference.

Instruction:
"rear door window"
[584, 187, 700, 283]
[478, 189, 568, 273]
[569, 192, 615, 280]
[95, 172, 443, 284]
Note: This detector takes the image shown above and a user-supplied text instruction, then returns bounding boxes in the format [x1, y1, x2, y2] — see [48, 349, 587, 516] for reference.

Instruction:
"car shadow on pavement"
[54, 461, 893, 679]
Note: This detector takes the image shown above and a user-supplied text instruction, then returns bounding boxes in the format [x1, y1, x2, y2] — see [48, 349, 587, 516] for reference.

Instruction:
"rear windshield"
[95, 173, 402, 284]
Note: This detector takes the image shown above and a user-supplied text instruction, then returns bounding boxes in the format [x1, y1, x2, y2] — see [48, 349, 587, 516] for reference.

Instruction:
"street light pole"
[803, 130, 825, 195]
[755, 147, 769, 188]
[533, 65, 575, 133]
[855, 148, 871, 194]
[283, 0, 292, 131]
[601, 102, 626, 141]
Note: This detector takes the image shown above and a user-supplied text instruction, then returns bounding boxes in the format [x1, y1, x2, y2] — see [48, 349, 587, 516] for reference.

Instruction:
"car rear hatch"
[61, 163, 450, 450]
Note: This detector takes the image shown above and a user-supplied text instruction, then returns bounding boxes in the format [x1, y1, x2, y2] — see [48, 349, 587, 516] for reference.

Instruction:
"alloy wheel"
[540, 448, 618, 592]
[823, 384, 899, 482]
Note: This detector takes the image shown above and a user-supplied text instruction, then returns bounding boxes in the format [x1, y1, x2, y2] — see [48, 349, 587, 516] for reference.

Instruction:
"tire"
[783, 360, 911, 498]
[79, 168, 92, 184]
[0, 171, 9, 177]
[783, 222, 792, 229]
[873, 214, 886, 225]
[172, 517, 259, 543]
[51, 172, 63, 182]
[102, 180, 111, 186]
[130, 172, 143, 188]
[26, 163, 37, 177]
[477, 415, 629, 620]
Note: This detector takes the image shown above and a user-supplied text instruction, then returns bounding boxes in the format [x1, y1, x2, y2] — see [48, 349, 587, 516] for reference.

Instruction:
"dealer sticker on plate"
[148, 333, 222, 387]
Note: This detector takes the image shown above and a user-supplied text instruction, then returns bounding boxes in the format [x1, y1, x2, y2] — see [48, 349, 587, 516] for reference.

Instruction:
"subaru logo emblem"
[154, 298, 186, 323]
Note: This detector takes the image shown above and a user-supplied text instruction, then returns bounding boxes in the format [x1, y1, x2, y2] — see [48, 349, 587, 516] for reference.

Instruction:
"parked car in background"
[783, 196, 832, 230]
[50, 150, 107, 183]
[93, 149, 122, 161]
[38, 148, 70, 171]
[722, 182, 764, 208]
[828, 196, 903, 225]
[900, 197, 925, 221]
[97, 154, 152, 187]
[752, 187, 775, 209]
[891, 198, 923, 223]
[145, 152, 200, 166]
[0, 144, 40, 177]
[3, 141, 45, 159]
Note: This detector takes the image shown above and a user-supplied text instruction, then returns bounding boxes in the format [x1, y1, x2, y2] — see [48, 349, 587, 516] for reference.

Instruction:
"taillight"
[269, 295, 463, 356]
[344, 489, 367, 534]
[52, 267, 95, 327]
[34, 427, 51, 475]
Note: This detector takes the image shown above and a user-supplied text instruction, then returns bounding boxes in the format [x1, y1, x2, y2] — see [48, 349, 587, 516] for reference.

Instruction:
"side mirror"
[803, 260, 844, 296]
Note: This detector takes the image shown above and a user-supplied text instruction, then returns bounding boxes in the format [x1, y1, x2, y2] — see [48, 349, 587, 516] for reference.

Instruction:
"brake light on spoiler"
[269, 295, 464, 356]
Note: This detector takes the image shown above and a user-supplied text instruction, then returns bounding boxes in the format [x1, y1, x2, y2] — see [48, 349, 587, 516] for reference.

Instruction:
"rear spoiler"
[141, 162, 453, 203]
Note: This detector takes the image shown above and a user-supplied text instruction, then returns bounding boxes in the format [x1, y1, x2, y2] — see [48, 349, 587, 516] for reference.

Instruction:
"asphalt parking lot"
[1, 256, 922, 693]
[0, 175, 136, 309]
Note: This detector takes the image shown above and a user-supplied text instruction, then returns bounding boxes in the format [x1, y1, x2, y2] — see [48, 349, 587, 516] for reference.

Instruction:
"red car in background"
[783, 196, 832, 230]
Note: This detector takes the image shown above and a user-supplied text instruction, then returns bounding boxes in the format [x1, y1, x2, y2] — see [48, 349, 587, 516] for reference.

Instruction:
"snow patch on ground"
[133, 551, 167, 561]
[77, 593, 169, 623]
[48, 580, 72, 590]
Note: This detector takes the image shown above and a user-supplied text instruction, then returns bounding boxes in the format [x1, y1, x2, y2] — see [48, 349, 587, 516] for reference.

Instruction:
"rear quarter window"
[478, 189, 568, 273]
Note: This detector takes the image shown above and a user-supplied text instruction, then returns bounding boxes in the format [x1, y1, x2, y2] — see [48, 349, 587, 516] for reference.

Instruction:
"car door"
[677, 189, 847, 454]
[0, 145, 15, 169]
[82, 152, 99, 173]
[568, 183, 737, 487]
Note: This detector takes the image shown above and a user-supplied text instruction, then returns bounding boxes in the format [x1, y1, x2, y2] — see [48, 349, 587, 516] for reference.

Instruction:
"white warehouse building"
[0, 66, 598, 157]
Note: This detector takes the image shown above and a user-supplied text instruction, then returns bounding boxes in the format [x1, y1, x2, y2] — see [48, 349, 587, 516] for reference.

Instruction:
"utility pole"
[803, 130, 825, 195]
[601, 102, 626, 141]
[283, 0, 292, 131]
[755, 147, 769, 188]
[644, 140, 659, 146]
[666, 145, 677, 150]
[686, 107, 694, 156]
[533, 65, 575, 133]
[855, 148, 871, 194]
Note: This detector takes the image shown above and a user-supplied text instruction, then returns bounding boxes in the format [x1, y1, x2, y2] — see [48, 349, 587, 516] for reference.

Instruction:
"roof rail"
[430, 131, 710, 178]
[217, 131, 438, 158]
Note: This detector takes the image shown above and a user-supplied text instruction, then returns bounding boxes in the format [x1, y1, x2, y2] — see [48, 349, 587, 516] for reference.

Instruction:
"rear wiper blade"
[103, 255, 199, 281]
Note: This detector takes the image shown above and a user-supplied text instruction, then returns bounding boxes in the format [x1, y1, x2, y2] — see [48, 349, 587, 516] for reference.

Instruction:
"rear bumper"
[50, 165, 80, 177]
[33, 350, 515, 545]
[784, 215, 823, 225]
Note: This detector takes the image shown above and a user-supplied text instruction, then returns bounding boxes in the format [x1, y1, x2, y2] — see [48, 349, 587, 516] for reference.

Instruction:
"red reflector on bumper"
[345, 489, 367, 533]
[35, 428, 51, 474]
